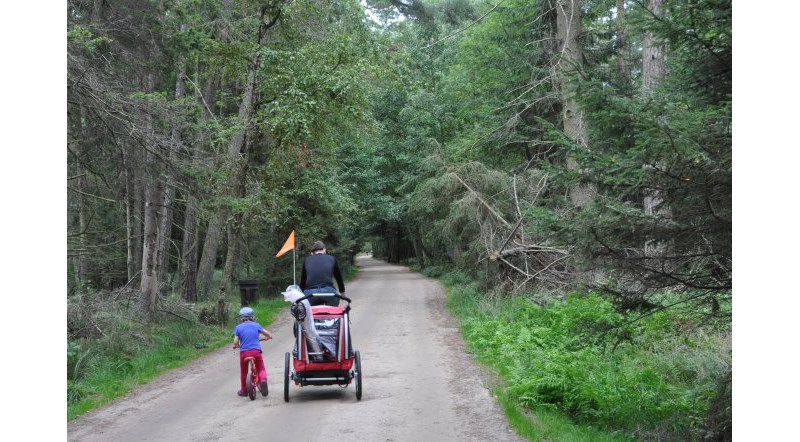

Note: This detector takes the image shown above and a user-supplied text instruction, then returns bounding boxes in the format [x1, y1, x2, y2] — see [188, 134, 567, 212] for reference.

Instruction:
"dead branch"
[453, 172, 511, 227]
[498, 218, 523, 254]
[489, 244, 565, 261]
[514, 253, 571, 291]
[423, 0, 507, 49]
[498, 256, 530, 277]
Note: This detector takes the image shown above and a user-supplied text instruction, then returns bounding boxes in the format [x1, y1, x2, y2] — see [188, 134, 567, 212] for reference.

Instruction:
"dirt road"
[68, 256, 524, 441]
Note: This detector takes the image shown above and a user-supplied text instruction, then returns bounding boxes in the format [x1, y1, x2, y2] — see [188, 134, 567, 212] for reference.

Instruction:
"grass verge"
[439, 272, 730, 441]
[67, 296, 287, 421]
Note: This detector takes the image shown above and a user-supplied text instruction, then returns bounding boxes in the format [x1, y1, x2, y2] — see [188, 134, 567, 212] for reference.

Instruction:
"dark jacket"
[300, 253, 345, 293]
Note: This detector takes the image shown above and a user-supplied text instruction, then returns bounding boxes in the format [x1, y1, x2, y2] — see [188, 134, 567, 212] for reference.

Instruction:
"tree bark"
[616, 0, 626, 77]
[140, 73, 162, 316]
[68, 103, 91, 291]
[125, 143, 144, 285]
[555, 0, 593, 208]
[197, 213, 224, 299]
[411, 231, 426, 269]
[180, 197, 199, 303]
[642, 0, 666, 98]
[641, 0, 668, 257]
[141, 181, 164, 315]
[221, 215, 242, 294]
[75, 165, 90, 288]
[156, 60, 187, 295]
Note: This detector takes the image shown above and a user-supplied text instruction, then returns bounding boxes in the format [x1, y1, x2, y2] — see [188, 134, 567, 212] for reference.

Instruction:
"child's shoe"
[237, 389, 248, 397]
[259, 380, 268, 397]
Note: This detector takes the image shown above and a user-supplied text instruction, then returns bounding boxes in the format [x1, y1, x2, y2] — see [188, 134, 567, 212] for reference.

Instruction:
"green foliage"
[447, 280, 730, 440]
[364, 0, 732, 306]
[496, 386, 634, 442]
[254, 0, 375, 146]
[545, 0, 733, 300]
[67, 381, 87, 405]
[441, 0, 551, 168]
[67, 297, 285, 420]
[67, 341, 92, 382]
[67, 0, 733, 437]
[67, 26, 113, 50]
[173, 27, 214, 53]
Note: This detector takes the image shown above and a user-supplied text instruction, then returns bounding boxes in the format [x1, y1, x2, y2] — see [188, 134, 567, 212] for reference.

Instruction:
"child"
[232, 306, 272, 397]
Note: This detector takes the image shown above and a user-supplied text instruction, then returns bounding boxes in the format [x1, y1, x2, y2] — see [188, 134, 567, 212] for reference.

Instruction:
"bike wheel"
[259, 376, 268, 397]
[247, 362, 257, 400]
[284, 352, 291, 402]
[355, 350, 362, 401]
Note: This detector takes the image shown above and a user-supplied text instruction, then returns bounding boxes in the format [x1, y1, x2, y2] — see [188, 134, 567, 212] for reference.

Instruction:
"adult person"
[300, 240, 345, 306]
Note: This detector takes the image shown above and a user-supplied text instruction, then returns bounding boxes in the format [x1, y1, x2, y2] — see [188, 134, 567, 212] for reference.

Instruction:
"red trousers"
[239, 349, 268, 391]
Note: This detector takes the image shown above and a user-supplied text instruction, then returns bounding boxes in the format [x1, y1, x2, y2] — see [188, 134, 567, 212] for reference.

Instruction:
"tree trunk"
[386, 226, 399, 263]
[140, 73, 162, 316]
[68, 103, 91, 292]
[642, 0, 666, 97]
[75, 158, 90, 288]
[616, 0, 626, 77]
[180, 197, 199, 303]
[216, 286, 228, 326]
[411, 231, 426, 269]
[125, 144, 144, 285]
[197, 213, 224, 299]
[221, 216, 242, 294]
[221, 158, 250, 293]
[156, 177, 176, 295]
[641, 0, 668, 257]
[156, 60, 187, 296]
[555, 0, 593, 208]
[554, 0, 599, 288]
[141, 181, 164, 315]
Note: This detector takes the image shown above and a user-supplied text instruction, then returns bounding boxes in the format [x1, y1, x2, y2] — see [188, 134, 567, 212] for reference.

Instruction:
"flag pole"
[292, 229, 297, 285]
[275, 230, 297, 286]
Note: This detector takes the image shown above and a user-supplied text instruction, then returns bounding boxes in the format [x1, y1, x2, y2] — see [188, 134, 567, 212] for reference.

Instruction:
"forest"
[67, 0, 731, 439]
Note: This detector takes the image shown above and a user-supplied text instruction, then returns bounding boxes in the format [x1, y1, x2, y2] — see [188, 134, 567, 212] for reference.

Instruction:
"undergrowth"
[67, 293, 286, 420]
[67, 266, 360, 421]
[441, 272, 731, 441]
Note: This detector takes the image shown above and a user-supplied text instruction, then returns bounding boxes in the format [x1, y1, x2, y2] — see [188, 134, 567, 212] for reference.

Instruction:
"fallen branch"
[498, 218, 524, 254]
[498, 256, 530, 278]
[452, 172, 511, 228]
[489, 244, 565, 261]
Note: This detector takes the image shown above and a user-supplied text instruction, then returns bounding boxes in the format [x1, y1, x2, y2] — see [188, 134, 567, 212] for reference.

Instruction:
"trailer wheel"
[355, 350, 362, 401]
[284, 352, 291, 402]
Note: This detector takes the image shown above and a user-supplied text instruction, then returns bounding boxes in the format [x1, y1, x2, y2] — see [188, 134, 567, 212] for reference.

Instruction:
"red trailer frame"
[284, 294, 362, 401]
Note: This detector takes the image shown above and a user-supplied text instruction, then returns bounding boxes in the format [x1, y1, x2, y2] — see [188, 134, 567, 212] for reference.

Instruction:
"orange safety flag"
[275, 230, 295, 258]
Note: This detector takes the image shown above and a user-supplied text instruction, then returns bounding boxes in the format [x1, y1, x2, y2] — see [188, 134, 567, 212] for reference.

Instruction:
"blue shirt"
[233, 321, 265, 352]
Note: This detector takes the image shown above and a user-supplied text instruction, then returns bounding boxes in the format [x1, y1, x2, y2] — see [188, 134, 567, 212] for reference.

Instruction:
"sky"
[1, 0, 796, 439]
